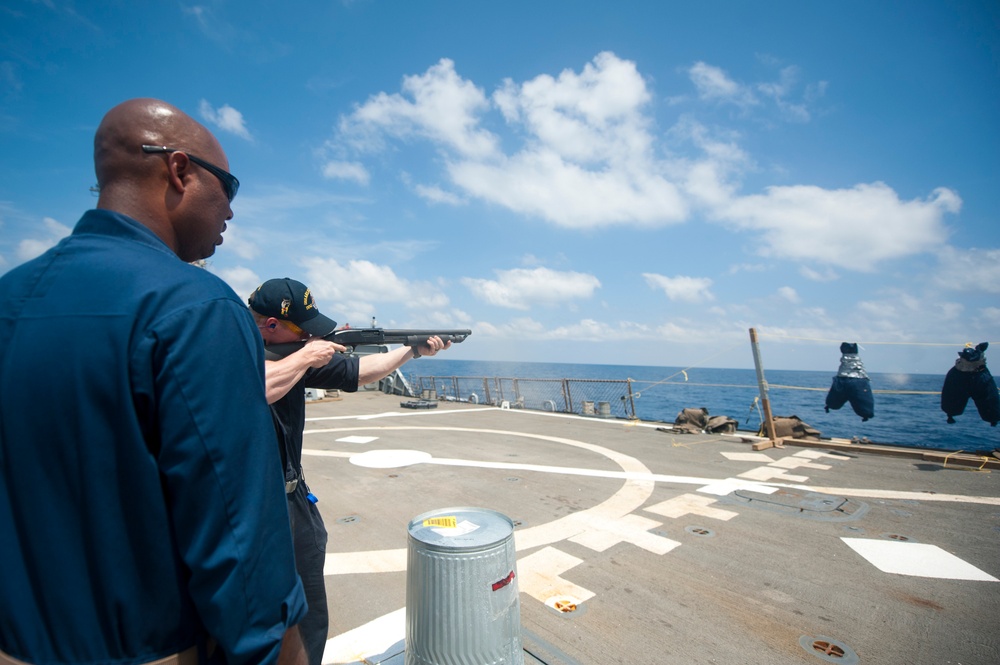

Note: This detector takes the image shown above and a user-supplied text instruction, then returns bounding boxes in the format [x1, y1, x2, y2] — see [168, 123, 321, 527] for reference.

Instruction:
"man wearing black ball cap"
[248, 277, 450, 664]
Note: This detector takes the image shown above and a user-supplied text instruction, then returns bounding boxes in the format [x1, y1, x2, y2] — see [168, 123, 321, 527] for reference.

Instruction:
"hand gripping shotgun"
[264, 328, 471, 360]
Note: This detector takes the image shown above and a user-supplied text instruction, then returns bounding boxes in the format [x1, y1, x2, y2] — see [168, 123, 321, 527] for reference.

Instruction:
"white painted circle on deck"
[349, 449, 433, 468]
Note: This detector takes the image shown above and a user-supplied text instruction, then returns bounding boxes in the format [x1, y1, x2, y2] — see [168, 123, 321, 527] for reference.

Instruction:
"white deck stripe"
[321, 607, 405, 664]
[842, 538, 999, 581]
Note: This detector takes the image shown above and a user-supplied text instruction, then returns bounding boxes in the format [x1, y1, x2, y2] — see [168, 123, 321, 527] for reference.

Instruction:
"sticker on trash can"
[422, 516, 457, 529]
[492, 571, 516, 591]
[426, 518, 482, 537]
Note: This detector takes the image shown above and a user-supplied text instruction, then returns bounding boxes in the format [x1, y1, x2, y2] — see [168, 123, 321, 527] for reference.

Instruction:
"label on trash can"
[422, 515, 457, 529]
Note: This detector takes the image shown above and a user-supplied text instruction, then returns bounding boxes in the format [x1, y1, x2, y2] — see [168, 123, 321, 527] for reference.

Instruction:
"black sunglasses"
[141, 145, 240, 202]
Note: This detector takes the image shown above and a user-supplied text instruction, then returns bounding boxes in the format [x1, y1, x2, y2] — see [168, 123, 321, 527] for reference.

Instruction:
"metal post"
[626, 379, 636, 419]
[749, 328, 782, 450]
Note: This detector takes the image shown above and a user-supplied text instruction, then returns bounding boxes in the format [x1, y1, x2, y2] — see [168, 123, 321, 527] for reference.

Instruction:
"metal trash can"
[406, 507, 523, 665]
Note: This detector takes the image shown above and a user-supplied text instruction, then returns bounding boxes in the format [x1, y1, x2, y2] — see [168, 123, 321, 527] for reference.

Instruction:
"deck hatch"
[729, 488, 868, 521]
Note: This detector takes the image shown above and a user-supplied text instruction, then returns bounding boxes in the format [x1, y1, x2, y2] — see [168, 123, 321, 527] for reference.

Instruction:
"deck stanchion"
[626, 378, 636, 419]
[749, 327, 782, 450]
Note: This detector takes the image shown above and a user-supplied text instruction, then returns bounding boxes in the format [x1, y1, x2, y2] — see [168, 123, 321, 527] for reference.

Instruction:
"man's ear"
[166, 152, 191, 196]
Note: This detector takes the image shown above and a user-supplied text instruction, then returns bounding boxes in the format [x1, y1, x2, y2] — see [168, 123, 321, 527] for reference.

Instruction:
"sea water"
[408, 359, 998, 453]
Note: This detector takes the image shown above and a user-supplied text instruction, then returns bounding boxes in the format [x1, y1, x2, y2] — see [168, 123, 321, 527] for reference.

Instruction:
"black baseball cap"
[248, 278, 337, 336]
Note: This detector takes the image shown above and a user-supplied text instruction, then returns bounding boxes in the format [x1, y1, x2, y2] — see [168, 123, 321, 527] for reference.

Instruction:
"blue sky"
[2, 1, 998, 374]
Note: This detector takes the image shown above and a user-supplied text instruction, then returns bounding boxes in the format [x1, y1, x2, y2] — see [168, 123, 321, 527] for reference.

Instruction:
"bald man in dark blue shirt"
[0, 99, 307, 665]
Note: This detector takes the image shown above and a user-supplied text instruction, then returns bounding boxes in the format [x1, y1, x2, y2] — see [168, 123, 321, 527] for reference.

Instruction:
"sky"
[1, 1, 998, 374]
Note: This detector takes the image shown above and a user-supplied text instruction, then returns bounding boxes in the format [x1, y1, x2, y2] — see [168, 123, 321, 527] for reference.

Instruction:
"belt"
[0, 646, 199, 665]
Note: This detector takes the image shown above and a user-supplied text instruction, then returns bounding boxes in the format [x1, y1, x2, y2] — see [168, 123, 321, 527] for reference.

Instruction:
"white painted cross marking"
[793, 450, 852, 461]
[769, 456, 832, 471]
[645, 493, 739, 521]
[721, 452, 775, 462]
[737, 466, 810, 483]
[568, 514, 681, 554]
[517, 546, 596, 604]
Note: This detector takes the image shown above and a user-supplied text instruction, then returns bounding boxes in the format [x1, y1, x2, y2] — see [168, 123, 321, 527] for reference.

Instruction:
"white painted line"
[300, 449, 352, 458]
[322, 607, 405, 664]
[737, 467, 809, 483]
[769, 457, 832, 471]
[336, 435, 379, 444]
[697, 479, 779, 496]
[721, 452, 775, 462]
[842, 538, 999, 582]
[793, 450, 851, 460]
[645, 493, 739, 521]
[306, 407, 489, 422]
[324, 549, 407, 576]
[783, 484, 1000, 506]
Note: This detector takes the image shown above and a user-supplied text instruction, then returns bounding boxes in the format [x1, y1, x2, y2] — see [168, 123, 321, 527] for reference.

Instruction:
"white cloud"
[340, 52, 687, 228]
[719, 183, 960, 270]
[414, 184, 464, 205]
[462, 267, 601, 310]
[777, 286, 801, 303]
[644, 273, 715, 302]
[689, 61, 757, 108]
[332, 52, 959, 271]
[932, 247, 1000, 293]
[301, 257, 449, 325]
[855, 290, 968, 336]
[340, 58, 497, 159]
[322, 160, 370, 185]
[199, 100, 252, 140]
[800, 265, 839, 282]
[215, 265, 261, 302]
[981, 307, 1000, 325]
[756, 65, 811, 122]
[449, 151, 686, 228]
[493, 52, 653, 163]
[16, 217, 71, 262]
[688, 59, 824, 123]
[472, 316, 650, 342]
[727, 263, 768, 275]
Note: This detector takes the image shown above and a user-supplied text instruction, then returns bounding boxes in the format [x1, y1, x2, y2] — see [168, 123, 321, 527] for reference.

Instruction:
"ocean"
[407, 359, 999, 454]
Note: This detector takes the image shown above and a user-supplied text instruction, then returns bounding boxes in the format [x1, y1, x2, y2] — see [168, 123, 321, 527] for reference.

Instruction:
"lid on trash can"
[408, 507, 514, 552]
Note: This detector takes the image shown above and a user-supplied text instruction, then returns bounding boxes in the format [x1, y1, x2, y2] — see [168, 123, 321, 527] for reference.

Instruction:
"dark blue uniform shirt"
[0, 210, 306, 665]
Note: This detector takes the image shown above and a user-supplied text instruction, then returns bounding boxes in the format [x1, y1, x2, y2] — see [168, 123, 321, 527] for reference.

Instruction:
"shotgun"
[264, 328, 471, 360]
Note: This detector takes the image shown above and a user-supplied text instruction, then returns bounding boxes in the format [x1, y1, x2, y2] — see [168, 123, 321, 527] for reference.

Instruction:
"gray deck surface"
[301, 389, 1000, 664]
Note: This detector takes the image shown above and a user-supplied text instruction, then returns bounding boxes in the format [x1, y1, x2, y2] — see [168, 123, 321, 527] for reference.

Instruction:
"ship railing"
[408, 375, 637, 420]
